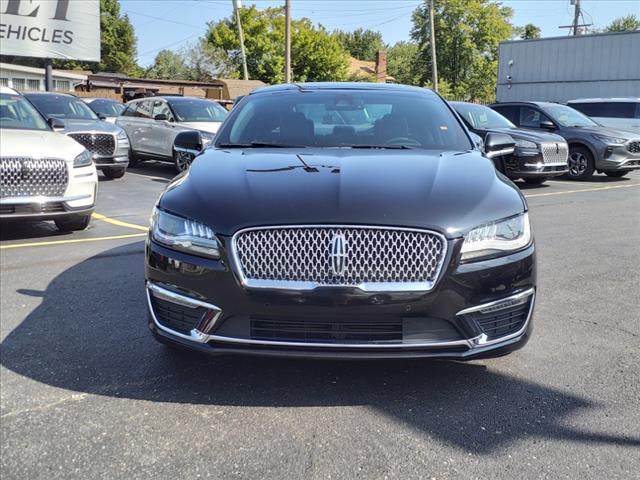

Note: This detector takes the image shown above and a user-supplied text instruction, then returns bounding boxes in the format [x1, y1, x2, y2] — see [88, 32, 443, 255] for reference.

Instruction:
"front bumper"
[0, 165, 97, 220]
[145, 237, 536, 359]
[94, 155, 129, 169]
[595, 143, 640, 171]
[504, 149, 567, 179]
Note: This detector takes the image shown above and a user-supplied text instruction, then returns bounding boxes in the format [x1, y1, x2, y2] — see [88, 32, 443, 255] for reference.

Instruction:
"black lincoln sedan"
[145, 83, 536, 359]
[450, 101, 568, 185]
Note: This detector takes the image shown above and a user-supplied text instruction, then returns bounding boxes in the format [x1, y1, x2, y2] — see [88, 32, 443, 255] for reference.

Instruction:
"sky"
[119, 0, 640, 67]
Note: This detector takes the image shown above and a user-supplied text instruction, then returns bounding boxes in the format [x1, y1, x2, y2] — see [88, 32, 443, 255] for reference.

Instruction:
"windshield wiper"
[350, 144, 416, 149]
[217, 141, 307, 148]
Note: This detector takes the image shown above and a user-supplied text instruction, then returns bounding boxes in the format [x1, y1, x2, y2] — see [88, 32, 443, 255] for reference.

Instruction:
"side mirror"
[154, 113, 168, 121]
[48, 118, 65, 132]
[540, 120, 555, 130]
[484, 132, 515, 159]
[174, 130, 203, 155]
[97, 113, 107, 121]
[469, 131, 484, 151]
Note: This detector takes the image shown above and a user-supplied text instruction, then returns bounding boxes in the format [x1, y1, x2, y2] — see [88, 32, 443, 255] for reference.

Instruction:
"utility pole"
[233, 0, 249, 80]
[572, 0, 581, 35]
[428, 0, 438, 92]
[285, 0, 292, 83]
[44, 58, 54, 91]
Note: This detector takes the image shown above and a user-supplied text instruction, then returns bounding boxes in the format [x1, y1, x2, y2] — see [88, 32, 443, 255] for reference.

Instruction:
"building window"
[55, 80, 71, 91]
[0, 78, 8, 87]
[27, 79, 41, 91]
[12, 78, 26, 90]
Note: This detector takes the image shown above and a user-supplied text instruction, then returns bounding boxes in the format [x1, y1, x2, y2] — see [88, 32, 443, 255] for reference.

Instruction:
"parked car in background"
[0, 87, 97, 231]
[24, 92, 130, 179]
[567, 98, 640, 133]
[451, 101, 568, 185]
[490, 101, 640, 179]
[146, 83, 535, 360]
[81, 97, 126, 124]
[116, 96, 229, 172]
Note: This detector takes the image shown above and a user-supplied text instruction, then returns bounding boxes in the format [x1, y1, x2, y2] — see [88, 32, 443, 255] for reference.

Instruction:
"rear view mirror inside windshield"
[326, 95, 365, 111]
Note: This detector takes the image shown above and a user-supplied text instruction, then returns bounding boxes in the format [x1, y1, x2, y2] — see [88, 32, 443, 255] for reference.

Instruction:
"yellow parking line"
[0, 233, 146, 250]
[92, 213, 148, 232]
[525, 183, 640, 198]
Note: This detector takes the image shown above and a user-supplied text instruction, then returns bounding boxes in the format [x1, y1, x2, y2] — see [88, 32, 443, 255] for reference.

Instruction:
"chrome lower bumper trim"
[0, 194, 92, 205]
[147, 282, 535, 351]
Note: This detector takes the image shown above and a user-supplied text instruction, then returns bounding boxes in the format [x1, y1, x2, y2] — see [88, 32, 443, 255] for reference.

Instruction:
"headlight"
[200, 131, 215, 148]
[461, 213, 531, 261]
[116, 129, 129, 144]
[514, 138, 537, 149]
[592, 133, 626, 145]
[73, 149, 92, 168]
[150, 208, 220, 259]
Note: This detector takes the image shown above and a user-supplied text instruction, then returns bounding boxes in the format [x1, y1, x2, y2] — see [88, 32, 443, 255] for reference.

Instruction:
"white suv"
[0, 87, 98, 231]
[568, 98, 640, 134]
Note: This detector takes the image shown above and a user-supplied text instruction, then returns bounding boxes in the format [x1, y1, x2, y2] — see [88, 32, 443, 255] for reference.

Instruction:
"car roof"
[128, 95, 211, 103]
[251, 82, 436, 96]
[568, 98, 640, 103]
[449, 101, 490, 108]
[23, 91, 76, 98]
[490, 101, 560, 108]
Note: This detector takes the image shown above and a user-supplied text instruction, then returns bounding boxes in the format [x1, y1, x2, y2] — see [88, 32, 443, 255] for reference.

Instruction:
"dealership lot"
[1, 167, 639, 479]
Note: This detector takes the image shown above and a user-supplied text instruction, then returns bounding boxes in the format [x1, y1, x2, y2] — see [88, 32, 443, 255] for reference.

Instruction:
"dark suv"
[451, 102, 568, 185]
[490, 101, 640, 179]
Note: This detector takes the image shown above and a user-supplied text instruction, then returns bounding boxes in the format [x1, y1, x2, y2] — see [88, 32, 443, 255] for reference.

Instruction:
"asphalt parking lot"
[1, 165, 639, 479]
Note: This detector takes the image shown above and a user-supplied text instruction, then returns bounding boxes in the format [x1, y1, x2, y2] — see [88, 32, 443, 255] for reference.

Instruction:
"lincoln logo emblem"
[555, 143, 559, 154]
[329, 233, 347, 276]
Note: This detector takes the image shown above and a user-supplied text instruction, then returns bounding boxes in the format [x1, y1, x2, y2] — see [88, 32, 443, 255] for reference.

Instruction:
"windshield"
[87, 99, 125, 117]
[169, 99, 228, 122]
[26, 94, 98, 120]
[545, 104, 598, 127]
[215, 89, 472, 150]
[453, 102, 515, 129]
[0, 93, 49, 131]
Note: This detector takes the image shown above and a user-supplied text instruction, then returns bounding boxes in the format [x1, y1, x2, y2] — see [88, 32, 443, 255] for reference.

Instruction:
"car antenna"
[296, 153, 318, 172]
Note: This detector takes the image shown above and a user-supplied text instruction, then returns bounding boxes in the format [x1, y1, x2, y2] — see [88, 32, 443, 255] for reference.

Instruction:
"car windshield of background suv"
[0, 93, 49, 131]
[89, 100, 125, 117]
[216, 90, 473, 150]
[28, 95, 98, 121]
[169, 100, 228, 122]
[545, 104, 599, 128]
[454, 103, 515, 130]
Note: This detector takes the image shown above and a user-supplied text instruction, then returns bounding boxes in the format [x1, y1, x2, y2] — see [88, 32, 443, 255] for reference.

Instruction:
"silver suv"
[116, 96, 228, 172]
[568, 98, 640, 134]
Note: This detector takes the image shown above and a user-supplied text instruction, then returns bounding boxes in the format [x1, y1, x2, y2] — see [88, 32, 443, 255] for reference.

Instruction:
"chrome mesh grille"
[68, 133, 115, 157]
[541, 142, 568, 164]
[233, 226, 446, 290]
[1, 157, 68, 198]
[628, 141, 640, 154]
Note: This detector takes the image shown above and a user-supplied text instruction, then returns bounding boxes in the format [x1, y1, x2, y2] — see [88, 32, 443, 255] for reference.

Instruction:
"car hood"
[489, 127, 566, 144]
[562, 125, 640, 140]
[0, 128, 85, 160]
[61, 118, 123, 134]
[179, 122, 222, 134]
[160, 148, 526, 237]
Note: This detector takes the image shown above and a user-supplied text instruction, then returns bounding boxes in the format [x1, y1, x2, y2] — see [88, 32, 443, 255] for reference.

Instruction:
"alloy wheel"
[568, 151, 587, 177]
[174, 150, 194, 172]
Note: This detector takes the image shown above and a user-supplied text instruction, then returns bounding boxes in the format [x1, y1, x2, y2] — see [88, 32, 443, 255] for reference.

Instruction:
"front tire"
[54, 214, 92, 232]
[523, 177, 546, 186]
[604, 170, 629, 178]
[102, 167, 126, 179]
[173, 149, 194, 173]
[566, 146, 595, 180]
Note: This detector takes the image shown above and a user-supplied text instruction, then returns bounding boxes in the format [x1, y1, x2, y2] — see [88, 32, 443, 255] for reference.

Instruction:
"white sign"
[0, 0, 100, 62]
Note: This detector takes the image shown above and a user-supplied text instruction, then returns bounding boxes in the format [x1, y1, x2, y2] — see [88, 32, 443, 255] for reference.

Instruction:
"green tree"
[386, 41, 420, 85]
[411, 0, 513, 101]
[333, 28, 384, 61]
[513, 23, 541, 39]
[145, 50, 188, 79]
[604, 14, 640, 32]
[205, 6, 348, 83]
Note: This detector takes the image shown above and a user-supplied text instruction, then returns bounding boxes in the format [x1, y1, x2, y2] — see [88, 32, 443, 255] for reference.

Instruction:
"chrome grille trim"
[231, 225, 448, 292]
[540, 142, 568, 164]
[0, 157, 68, 198]
[67, 132, 116, 157]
